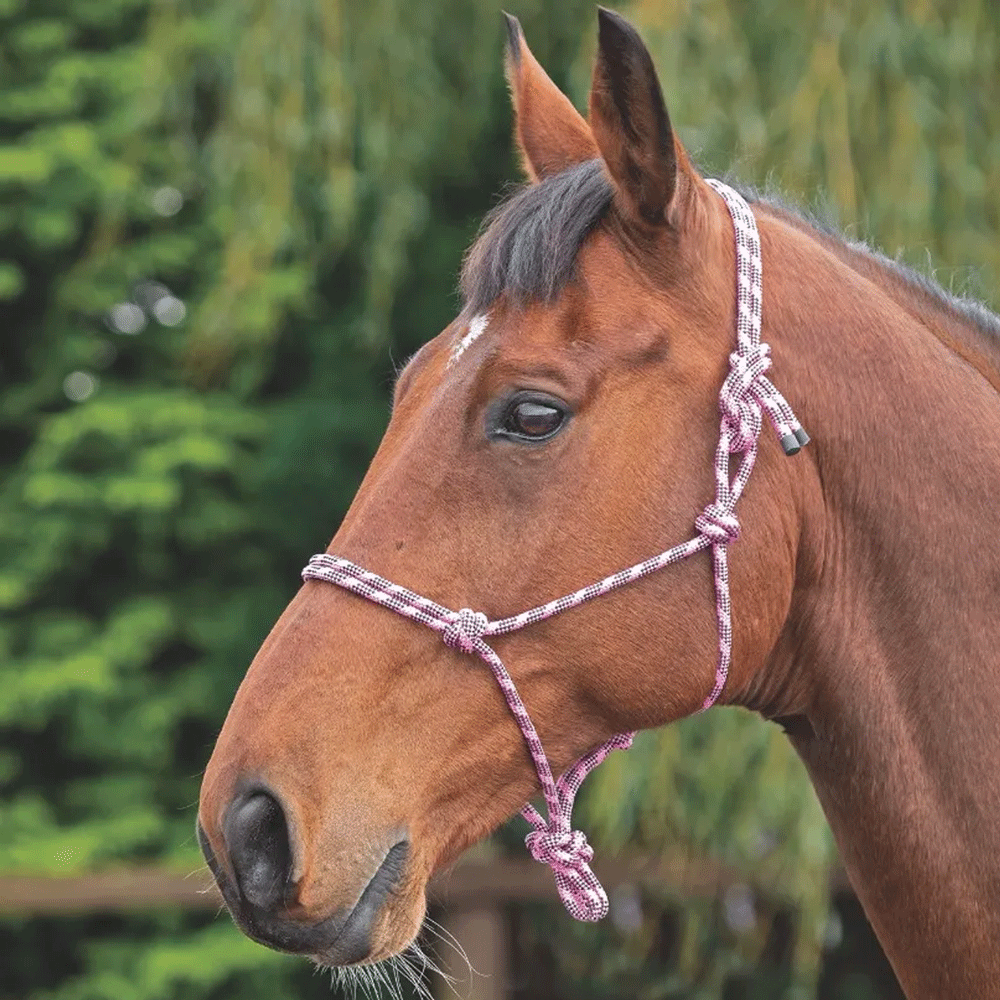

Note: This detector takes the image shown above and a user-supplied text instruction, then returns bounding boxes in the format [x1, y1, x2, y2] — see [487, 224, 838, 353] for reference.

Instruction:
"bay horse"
[198, 9, 1000, 998]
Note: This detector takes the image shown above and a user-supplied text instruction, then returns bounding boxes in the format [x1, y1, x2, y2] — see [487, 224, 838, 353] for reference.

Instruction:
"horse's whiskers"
[405, 937, 455, 999]
[324, 949, 432, 1000]
[419, 915, 475, 983]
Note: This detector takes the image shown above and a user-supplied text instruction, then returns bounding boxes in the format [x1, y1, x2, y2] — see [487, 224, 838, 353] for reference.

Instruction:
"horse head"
[197, 9, 809, 968]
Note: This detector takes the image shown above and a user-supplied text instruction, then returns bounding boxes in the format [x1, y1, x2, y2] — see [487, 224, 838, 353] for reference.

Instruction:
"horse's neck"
[761, 212, 1000, 997]
[766, 198, 1000, 394]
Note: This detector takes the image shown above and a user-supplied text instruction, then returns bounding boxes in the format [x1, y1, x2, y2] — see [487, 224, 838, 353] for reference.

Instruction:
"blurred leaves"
[575, 714, 834, 996]
[0, 0, 522, 998]
[629, 0, 1000, 306]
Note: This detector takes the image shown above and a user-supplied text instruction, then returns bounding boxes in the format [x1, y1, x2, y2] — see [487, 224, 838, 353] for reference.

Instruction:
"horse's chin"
[221, 881, 428, 970]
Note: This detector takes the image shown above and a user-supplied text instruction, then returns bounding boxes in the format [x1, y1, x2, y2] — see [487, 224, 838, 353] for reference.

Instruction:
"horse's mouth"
[197, 820, 416, 966]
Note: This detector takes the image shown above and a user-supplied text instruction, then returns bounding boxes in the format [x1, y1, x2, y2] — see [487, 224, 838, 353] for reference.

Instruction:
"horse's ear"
[589, 8, 687, 226]
[503, 13, 597, 182]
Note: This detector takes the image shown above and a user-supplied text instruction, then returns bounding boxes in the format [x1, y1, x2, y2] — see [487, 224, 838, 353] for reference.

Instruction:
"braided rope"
[301, 181, 807, 922]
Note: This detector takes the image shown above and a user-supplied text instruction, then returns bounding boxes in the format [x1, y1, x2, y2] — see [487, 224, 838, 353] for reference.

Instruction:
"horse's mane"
[738, 181, 1000, 343]
[461, 159, 1000, 346]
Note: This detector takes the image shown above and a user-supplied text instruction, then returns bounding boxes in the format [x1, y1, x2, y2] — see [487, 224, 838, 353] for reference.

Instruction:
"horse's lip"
[197, 821, 409, 965]
[314, 840, 410, 965]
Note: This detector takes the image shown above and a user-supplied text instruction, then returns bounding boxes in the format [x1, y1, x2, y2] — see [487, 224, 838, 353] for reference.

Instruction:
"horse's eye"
[500, 396, 567, 441]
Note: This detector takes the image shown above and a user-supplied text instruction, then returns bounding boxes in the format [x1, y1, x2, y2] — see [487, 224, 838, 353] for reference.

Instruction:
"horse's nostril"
[224, 789, 292, 912]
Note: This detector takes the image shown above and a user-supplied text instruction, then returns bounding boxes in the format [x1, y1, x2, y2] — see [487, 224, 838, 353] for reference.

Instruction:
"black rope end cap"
[781, 427, 810, 455]
[781, 433, 800, 455]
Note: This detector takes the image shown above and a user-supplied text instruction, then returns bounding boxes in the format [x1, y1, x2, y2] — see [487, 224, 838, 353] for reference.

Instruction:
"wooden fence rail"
[0, 853, 846, 915]
[0, 855, 849, 1000]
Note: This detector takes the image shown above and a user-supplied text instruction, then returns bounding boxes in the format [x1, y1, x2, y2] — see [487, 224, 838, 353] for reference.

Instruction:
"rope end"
[780, 426, 810, 455]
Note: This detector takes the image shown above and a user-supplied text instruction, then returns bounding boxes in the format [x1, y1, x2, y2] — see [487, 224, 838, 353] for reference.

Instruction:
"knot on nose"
[442, 608, 489, 653]
[695, 503, 741, 545]
[525, 827, 608, 921]
[720, 344, 771, 451]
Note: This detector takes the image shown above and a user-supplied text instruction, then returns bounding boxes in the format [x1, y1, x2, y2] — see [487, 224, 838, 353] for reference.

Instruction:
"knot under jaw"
[524, 827, 608, 922]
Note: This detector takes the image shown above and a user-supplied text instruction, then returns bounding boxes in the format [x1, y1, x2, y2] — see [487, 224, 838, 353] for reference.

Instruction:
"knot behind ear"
[589, 7, 678, 225]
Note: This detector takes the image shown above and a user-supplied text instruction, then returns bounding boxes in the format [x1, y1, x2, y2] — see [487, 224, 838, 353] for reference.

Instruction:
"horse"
[197, 9, 1000, 998]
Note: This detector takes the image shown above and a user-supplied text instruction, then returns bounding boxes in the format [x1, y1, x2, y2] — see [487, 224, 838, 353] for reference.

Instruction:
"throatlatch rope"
[302, 180, 807, 922]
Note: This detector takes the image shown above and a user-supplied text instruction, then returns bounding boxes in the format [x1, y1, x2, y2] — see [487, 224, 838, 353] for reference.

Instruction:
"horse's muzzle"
[197, 795, 408, 965]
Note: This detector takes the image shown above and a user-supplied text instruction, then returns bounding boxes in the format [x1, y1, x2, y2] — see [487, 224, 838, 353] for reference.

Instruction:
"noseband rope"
[302, 181, 807, 922]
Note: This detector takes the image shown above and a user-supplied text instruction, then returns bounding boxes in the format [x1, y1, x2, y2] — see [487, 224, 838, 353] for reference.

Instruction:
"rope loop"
[442, 608, 489, 653]
[525, 827, 608, 921]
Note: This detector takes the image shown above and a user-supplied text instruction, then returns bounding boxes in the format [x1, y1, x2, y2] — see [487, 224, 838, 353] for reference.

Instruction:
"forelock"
[460, 160, 614, 316]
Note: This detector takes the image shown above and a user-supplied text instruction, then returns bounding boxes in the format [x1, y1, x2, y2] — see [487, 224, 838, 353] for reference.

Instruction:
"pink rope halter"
[301, 180, 807, 922]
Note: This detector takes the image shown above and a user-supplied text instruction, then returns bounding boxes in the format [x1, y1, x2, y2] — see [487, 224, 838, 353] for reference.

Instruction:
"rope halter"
[301, 180, 808, 923]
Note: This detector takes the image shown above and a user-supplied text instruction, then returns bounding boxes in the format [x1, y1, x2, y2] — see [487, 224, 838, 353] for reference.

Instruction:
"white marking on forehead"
[449, 313, 489, 366]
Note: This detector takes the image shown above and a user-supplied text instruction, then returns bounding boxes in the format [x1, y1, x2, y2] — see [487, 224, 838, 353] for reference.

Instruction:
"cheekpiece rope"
[301, 180, 808, 923]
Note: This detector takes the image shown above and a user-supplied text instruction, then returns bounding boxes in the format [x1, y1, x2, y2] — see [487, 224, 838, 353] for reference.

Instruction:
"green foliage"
[561, 715, 834, 998]
[2, 1, 993, 999]
[629, 0, 1000, 305]
[0, 0, 578, 997]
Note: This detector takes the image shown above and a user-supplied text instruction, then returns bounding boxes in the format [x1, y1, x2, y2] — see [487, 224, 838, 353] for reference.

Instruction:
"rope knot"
[738, 341, 772, 375]
[525, 828, 594, 871]
[695, 503, 741, 545]
[719, 344, 772, 452]
[442, 608, 489, 653]
[525, 828, 607, 921]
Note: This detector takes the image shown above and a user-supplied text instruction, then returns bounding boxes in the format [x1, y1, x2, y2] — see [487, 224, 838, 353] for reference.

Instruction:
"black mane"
[740, 181, 1000, 342]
